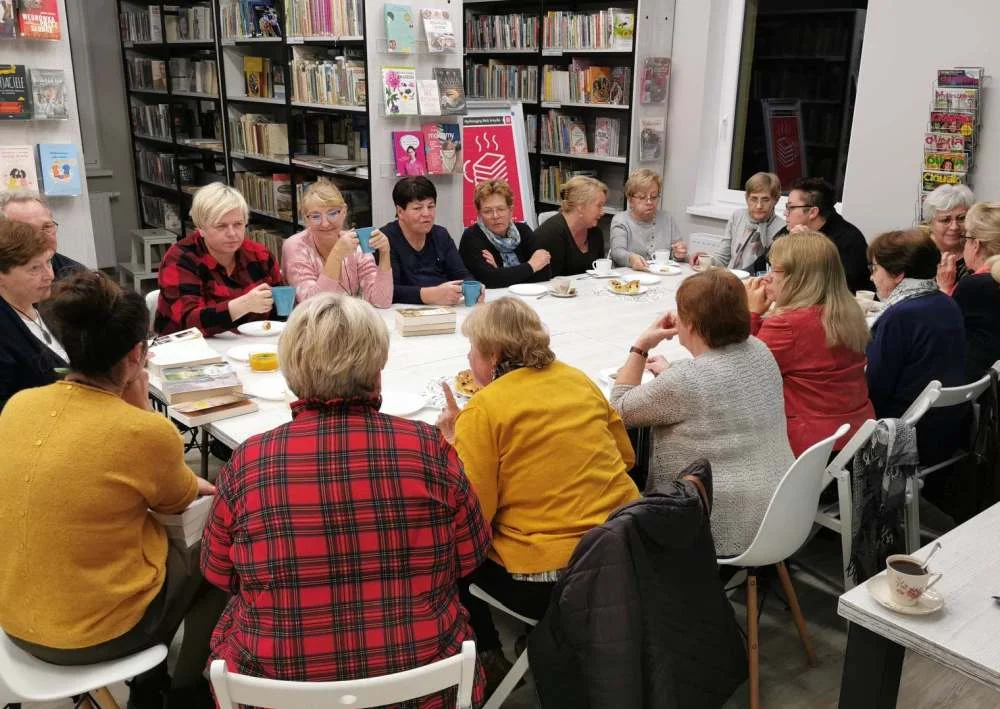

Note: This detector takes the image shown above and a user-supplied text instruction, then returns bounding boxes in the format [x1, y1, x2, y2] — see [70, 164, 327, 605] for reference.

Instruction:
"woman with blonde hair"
[532, 175, 608, 276]
[922, 183, 975, 293]
[154, 182, 283, 335]
[282, 180, 392, 307]
[609, 169, 686, 269]
[436, 296, 638, 689]
[953, 201, 1000, 378]
[746, 232, 874, 455]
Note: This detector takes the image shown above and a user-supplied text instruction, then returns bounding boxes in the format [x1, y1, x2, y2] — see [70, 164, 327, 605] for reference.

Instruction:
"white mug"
[885, 553, 943, 607]
[592, 258, 613, 275]
[552, 276, 575, 294]
[652, 249, 671, 263]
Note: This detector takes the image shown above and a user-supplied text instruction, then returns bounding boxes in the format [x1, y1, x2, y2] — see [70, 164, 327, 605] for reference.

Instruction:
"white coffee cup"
[856, 290, 875, 302]
[653, 249, 671, 264]
[552, 276, 575, 295]
[592, 258, 613, 276]
[695, 254, 714, 271]
[885, 553, 943, 607]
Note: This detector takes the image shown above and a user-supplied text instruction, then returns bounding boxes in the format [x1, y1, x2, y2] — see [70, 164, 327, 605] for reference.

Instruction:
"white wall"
[841, 0, 1000, 239]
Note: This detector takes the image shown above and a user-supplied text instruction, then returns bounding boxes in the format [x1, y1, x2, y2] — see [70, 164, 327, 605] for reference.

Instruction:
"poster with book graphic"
[384, 3, 415, 53]
[0, 145, 39, 191]
[18, 0, 59, 39]
[462, 115, 523, 226]
[0, 64, 30, 119]
[38, 143, 82, 196]
[432, 67, 466, 115]
[392, 130, 427, 176]
[0, 0, 17, 38]
[382, 66, 417, 115]
[421, 9, 455, 53]
[422, 122, 460, 174]
[30, 68, 67, 119]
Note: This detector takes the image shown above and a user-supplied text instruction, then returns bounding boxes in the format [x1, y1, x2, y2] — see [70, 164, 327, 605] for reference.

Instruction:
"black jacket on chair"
[528, 459, 747, 709]
[0, 296, 67, 411]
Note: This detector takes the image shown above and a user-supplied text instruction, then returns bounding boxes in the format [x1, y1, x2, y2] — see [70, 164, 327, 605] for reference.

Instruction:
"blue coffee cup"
[355, 226, 375, 254]
[462, 280, 482, 307]
[271, 286, 297, 317]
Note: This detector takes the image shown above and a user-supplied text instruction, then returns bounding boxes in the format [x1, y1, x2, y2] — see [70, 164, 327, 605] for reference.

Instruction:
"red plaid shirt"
[201, 397, 490, 707]
[154, 231, 283, 336]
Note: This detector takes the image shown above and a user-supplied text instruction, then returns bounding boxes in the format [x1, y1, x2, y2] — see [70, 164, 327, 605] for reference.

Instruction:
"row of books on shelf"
[127, 57, 219, 97]
[137, 148, 177, 186]
[918, 67, 984, 205]
[465, 61, 537, 103]
[385, 4, 456, 54]
[542, 61, 630, 105]
[541, 9, 634, 51]
[235, 171, 293, 220]
[290, 53, 366, 106]
[0, 143, 81, 196]
[289, 0, 364, 39]
[540, 110, 623, 157]
[141, 192, 182, 233]
[538, 162, 623, 208]
[464, 13, 538, 51]
[382, 67, 466, 116]
[0, 65, 66, 119]
[120, 3, 214, 43]
[230, 113, 290, 158]
[390, 124, 460, 176]
[293, 112, 369, 162]
[0, 0, 60, 40]
[219, 0, 281, 39]
[244, 56, 286, 99]
[131, 101, 172, 140]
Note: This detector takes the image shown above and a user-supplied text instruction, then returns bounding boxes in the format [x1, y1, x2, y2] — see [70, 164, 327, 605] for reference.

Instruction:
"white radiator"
[89, 191, 119, 269]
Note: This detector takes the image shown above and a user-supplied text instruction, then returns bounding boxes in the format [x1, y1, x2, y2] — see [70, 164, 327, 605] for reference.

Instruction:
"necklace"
[11, 303, 53, 345]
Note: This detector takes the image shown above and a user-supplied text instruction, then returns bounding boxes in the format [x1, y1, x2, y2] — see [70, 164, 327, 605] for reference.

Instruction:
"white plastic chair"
[0, 630, 167, 708]
[536, 211, 558, 225]
[210, 641, 477, 709]
[145, 289, 160, 325]
[467, 585, 539, 709]
[687, 232, 726, 260]
[719, 423, 849, 709]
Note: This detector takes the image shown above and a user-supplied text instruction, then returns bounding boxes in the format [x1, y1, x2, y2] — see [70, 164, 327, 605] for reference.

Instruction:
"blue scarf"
[477, 217, 521, 267]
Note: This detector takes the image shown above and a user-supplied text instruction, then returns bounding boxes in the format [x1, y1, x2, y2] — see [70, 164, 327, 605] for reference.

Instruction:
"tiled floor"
[16, 448, 999, 708]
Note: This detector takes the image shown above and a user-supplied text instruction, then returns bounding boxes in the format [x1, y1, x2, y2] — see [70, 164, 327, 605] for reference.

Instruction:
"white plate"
[599, 366, 654, 386]
[213, 331, 239, 340]
[243, 379, 288, 402]
[585, 269, 618, 279]
[649, 263, 683, 276]
[728, 268, 751, 280]
[227, 344, 279, 362]
[631, 273, 661, 286]
[549, 289, 578, 298]
[237, 321, 285, 337]
[508, 283, 548, 296]
[606, 283, 648, 296]
[380, 391, 427, 417]
[865, 576, 944, 615]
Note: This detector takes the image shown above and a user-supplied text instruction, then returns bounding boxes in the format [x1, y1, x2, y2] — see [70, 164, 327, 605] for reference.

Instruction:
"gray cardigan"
[609, 209, 681, 267]
[609, 337, 794, 556]
[712, 208, 785, 270]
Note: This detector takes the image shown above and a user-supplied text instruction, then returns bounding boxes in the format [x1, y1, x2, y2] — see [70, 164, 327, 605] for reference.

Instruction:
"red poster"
[462, 115, 524, 227]
[768, 114, 805, 188]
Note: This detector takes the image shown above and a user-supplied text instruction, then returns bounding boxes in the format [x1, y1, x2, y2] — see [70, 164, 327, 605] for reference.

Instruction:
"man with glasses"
[780, 177, 871, 293]
[0, 190, 83, 280]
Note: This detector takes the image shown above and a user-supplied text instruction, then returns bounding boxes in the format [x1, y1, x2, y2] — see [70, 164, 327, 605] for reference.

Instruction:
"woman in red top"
[745, 232, 874, 455]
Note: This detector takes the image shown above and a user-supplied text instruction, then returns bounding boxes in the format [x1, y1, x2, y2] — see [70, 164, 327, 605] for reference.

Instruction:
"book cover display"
[422, 122, 460, 174]
[640, 57, 670, 105]
[18, 0, 59, 39]
[384, 3, 415, 54]
[392, 130, 427, 176]
[0, 145, 39, 191]
[0, 64, 30, 119]
[38, 143, 81, 196]
[382, 65, 417, 115]
[431, 67, 465, 115]
[639, 117, 665, 161]
[421, 8, 455, 53]
[0, 0, 17, 38]
[416, 79, 440, 115]
[30, 67, 67, 119]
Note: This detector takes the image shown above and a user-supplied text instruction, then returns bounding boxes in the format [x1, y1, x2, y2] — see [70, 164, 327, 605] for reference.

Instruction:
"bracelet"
[629, 345, 648, 359]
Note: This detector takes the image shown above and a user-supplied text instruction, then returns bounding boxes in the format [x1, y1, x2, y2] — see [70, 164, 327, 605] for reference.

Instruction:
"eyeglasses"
[480, 206, 510, 217]
[783, 204, 812, 214]
[306, 209, 343, 225]
[630, 194, 660, 203]
[748, 197, 774, 206]
[41, 220, 58, 234]
[867, 262, 878, 273]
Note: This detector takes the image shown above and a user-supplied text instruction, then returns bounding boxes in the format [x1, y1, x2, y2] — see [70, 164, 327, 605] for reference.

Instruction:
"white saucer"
[630, 273, 661, 286]
[866, 575, 944, 615]
[598, 366, 654, 385]
[237, 321, 285, 337]
[243, 378, 288, 402]
[649, 263, 682, 276]
[606, 283, 648, 296]
[728, 268, 751, 280]
[508, 283, 548, 296]
[227, 343, 279, 362]
[380, 391, 427, 417]
[549, 289, 578, 298]
[585, 269, 618, 279]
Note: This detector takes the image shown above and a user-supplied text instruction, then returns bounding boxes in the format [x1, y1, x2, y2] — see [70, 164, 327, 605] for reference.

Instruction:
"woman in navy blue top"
[867, 229, 967, 466]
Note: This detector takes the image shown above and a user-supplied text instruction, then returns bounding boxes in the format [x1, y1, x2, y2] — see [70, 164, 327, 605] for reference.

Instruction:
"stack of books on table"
[395, 307, 456, 336]
[169, 394, 258, 426]
[148, 327, 223, 375]
[161, 363, 243, 405]
[150, 495, 213, 548]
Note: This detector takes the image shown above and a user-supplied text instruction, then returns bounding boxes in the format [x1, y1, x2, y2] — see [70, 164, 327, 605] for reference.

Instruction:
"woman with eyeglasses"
[0, 220, 67, 411]
[921, 184, 975, 294]
[282, 180, 392, 307]
[459, 179, 551, 288]
[609, 170, 686, 270]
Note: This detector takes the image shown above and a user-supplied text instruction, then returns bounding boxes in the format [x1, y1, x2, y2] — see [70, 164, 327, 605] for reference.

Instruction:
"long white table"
[837, 502, 1000, 707]
[151, 266, 695, 461]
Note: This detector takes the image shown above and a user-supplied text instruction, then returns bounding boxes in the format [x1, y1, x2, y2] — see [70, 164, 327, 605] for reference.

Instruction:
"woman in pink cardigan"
[282, 180, 393, 307]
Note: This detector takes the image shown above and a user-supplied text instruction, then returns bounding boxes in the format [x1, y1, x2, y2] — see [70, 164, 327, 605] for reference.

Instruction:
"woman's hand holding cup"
[332, 232, 360, 260]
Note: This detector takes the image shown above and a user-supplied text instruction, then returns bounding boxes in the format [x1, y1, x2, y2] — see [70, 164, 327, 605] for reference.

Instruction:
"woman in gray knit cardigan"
[610, 269, 794, 556]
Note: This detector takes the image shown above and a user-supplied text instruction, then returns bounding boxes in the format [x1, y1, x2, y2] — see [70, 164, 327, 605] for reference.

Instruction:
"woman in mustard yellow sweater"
[0, 272, 221, 709]
[437, 296, 639, 688]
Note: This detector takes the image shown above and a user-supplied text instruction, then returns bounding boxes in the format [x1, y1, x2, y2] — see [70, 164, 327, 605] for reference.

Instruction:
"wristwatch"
[629, 345, 648, 358]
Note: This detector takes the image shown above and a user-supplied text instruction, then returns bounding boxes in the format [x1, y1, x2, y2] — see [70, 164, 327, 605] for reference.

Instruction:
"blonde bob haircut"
[461, 296, 555, 370]
[300, 179, 347, 217]
[559, 175, 608, 214]
[189, 182, 249, 230]
[624, 169, 662, 198]
[768, 232, 870, 353]
[745, 172, 781, 198]
[965, 201, 1000, 284]
[474, 179, 514, 210]
[279, 293, 389, 400]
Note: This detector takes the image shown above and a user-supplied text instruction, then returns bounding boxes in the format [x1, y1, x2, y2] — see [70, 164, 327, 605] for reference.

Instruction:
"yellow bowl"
[248, 351, 279, 372]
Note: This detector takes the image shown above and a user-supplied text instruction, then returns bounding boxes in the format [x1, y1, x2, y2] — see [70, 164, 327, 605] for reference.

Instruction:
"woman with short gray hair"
[922, 183, 975, 293]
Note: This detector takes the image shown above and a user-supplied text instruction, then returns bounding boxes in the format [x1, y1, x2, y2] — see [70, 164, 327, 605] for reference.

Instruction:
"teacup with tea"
[885, 553, 943, 607]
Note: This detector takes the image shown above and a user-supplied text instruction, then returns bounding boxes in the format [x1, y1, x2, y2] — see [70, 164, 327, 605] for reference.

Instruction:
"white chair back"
[722, 424, 849, 568]
[210, 641, 477, 709]
[537, 210, 558, 225]
[900, 380, 942, 426]
[145, 289, 160, 325]
[687, 232, 726, 258]
[930, 372, 992, 409]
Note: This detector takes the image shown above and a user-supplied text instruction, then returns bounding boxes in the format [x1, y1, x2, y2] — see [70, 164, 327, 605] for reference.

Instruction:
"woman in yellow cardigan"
[0, 271, 222, 709]
[437, 296, 639, 690]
